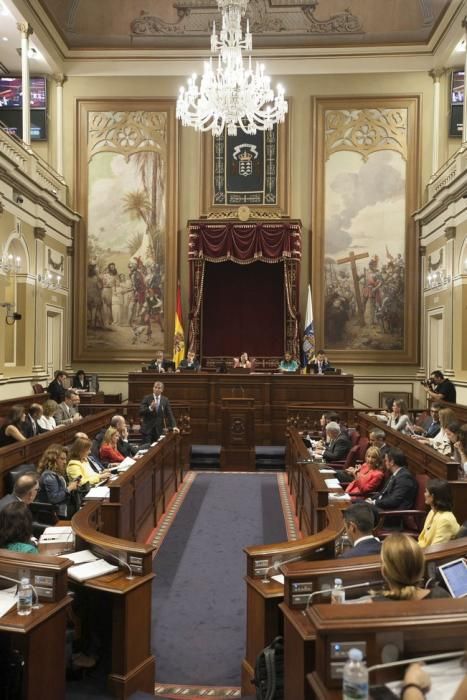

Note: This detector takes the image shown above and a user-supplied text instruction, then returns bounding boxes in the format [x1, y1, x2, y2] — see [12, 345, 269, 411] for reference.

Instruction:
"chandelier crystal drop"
[176, 0, 287, 136]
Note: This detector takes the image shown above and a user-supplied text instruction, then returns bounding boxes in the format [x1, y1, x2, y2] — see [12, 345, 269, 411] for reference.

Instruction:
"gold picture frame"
[200, 105, 291, 219]
[73, 98, 178, 362]
[311, 96, 420, 364]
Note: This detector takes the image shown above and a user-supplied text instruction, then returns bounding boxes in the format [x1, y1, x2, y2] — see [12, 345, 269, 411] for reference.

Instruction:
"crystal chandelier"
[176, 0, 287, 136]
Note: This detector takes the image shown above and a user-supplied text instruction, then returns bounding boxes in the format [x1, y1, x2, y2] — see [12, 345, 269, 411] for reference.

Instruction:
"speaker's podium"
[220, 397, 255, 471]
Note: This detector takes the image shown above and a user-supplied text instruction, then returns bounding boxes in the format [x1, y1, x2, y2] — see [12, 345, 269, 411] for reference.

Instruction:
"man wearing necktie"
[139, 381, 179, 443]
[369, 447, 418, 527]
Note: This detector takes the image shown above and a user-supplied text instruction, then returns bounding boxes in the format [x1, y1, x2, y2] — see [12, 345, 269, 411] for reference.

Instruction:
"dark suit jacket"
[47, 379, 66, 403]
[148, 360, 174, 373]
[139, 394, 176, 441]
[340, 537, 382, 558]
[322, 432, 352, 462]
[178, 359, 200, 371]
[0, 493, 18, 513]
[375, 467, 417, 510]
[309, 360, 331, 374]
[72, 377, 90, 391]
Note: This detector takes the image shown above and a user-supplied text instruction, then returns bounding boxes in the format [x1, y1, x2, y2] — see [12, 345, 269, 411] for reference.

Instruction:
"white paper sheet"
[58, 549, 98, 565]
[0, 586, 17, 618]
[68, 559, 118, 582]
[325, 478, 341, 488]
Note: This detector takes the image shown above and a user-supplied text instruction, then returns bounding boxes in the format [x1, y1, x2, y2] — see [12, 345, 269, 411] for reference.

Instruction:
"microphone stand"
[261, 554, 304, 584]
[302, 580, 377, 616]
[101, 551, 134, 580]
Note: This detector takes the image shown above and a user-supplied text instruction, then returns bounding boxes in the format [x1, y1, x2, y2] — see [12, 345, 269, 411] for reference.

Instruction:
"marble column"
[444, 226, 456, 375]
[17, 22, 33, 146]
[32, 226, 46, 376]
[53, 74, 67, 176]
[417, 243, 427, 380]
[463, 16, 467, 143]
[65, 244, 73, 373]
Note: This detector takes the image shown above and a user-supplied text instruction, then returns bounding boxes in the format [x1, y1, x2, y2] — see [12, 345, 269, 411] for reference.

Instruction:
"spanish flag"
[173, 281, 185, 368]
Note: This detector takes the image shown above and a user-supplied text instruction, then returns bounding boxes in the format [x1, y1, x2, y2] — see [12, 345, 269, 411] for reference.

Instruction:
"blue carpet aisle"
[151, 472, 287, 687]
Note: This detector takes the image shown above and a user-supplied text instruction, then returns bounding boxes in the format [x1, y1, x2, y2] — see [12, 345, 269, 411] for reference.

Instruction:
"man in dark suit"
[47, 370, 68, 403]
[340, 504, 381, 559]
[308, 350, 332, 375]
[0, 472, 39, 513]
[139, 381, 179, 443]
[148, 351, 174, 373]
[178, 350, 200, 371]
[22, 404, 46, 438]
[318, 422, 352, 463]
[369, 428, 390, 458]
[371, 447, 417, 511]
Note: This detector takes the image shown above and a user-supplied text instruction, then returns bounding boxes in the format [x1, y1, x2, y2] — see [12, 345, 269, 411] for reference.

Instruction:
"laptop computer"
[438, 558, 467, 598]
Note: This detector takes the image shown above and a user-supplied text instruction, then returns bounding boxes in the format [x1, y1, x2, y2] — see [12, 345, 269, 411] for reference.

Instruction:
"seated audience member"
[0, 405, 27, 446]
[0, 472, 39, 513]
[340, 503, 381, 558]
[37, 444, 79, 519]
[308, 349, 331, 374]
[453, 423, 467, 477]
[54, 389, 82, 426]
[416, 406, 455, 455]
[67, 436, 111, 487]
[383, 399, 411, 433]
[372, 533, 449, 600]
[110, 415, 138, 457]
[74, 431, 107, 474]
[23, 403, 45, 437]
[444, 421, 464, 473]
[412, 403, 441, 438]
[178, 350, 200, 371]
[37, 399, 58, 431]
[278, 351, 299, 373]
[370, 447, 417, 511]
[72, 369, 90, 392]
[316, 421, 352, 463]
[0, 501, 38, 554]
[47, 370, 68, 403]
[342, 447, 385, 497]
[99, 427, 125, 465]
[418, 479, 460, 548]
[148, 350, 171, 373]
[369, 428, 390, 458]
[233, 352, 253, 369]
[422, 369, 457, 404]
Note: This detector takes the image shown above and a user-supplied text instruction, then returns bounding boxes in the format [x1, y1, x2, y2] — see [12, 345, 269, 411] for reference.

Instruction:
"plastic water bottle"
[331, 577, 346, 604]
[343, 648, 368, 700]
[17, 577, 33, 616]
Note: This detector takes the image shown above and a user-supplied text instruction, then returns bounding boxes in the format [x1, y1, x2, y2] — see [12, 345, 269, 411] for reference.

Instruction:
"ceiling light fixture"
[176, 0, 287, 136]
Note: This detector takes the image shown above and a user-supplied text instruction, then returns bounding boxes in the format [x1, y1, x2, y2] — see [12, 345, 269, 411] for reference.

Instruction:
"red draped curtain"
[188, 220, 301, 364]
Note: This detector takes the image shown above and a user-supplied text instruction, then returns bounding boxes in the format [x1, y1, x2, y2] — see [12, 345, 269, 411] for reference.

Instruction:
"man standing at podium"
[139, 381, 179, 443]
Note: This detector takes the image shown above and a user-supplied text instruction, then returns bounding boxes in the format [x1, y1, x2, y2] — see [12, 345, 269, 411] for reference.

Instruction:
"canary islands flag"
[302, 285, 315, 367]
[173, 282, 185, 368]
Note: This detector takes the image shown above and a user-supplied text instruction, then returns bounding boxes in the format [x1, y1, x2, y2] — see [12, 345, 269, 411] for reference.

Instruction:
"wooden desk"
[102, 431, 182, 542]
[0, 393, 49, 419]
[0, 409, 114, 497]
[72, 501, 156, 699]
[279, 538, 467, 700]
[127, 372, 354, 444]
[0, 551, 72, 700]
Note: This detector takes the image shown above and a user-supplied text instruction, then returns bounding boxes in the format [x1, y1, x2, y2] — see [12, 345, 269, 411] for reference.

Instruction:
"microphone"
[0, 572, 41, 609]
[367, 649, 465, 673]
[100, 550, 134, 580]
[261, 554, 304, 583]
[302, 580, 379, 616]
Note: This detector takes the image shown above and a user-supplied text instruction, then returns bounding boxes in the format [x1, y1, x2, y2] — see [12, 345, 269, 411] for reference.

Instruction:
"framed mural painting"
[200, 106, 290, 218]
[312, 96, 420, 364]
[74, 99, 178, 362]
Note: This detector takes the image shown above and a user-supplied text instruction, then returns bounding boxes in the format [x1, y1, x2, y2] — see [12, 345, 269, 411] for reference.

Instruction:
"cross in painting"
[337, 251, 369, 325]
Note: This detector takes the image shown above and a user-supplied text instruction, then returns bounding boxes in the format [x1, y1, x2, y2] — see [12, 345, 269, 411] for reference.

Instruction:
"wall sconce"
[0, 252, 21, 275]
[0, 302, 22, 325]
[426, 269, 451, 289]
[38, 270, 61, 289]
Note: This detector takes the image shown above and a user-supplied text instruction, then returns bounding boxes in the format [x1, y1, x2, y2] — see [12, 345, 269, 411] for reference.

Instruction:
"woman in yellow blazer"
[66, 436, 111, 486]
[418, 479, 460, 548]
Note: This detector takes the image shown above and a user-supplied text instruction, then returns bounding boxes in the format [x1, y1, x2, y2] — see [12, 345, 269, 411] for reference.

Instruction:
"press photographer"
[422, 370, 457, 404]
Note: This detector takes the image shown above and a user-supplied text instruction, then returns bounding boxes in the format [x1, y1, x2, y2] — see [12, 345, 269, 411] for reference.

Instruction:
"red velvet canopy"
[188, 220, 302, 364]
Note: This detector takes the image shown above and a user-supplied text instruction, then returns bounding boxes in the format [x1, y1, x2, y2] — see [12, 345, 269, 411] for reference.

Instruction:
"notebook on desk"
[67, 558, 119, 582]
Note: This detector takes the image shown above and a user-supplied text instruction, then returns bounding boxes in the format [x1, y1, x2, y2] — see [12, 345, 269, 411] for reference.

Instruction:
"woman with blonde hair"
[37, 399, 58, 431]
[375, 534, 449, 601]
[344, 446, 385, 497]
[99, 426, 125, 465]
[417, 406, 455, 456]
[67, 436, 111, 486]
[37, 444, 79, 518]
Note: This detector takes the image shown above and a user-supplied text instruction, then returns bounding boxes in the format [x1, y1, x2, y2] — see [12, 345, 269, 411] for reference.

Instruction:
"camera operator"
[422, 370, 456, 404]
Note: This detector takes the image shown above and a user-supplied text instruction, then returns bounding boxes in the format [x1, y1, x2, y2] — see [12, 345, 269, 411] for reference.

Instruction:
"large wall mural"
[74, 100, 177, 362]
[313, 98, 420, 363]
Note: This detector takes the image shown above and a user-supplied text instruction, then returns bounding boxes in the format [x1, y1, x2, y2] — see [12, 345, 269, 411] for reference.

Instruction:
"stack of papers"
[67, 559, 119, 582]
[117, 456, 136, 472]
[40, 527, 74, 546]
[58, 549, 98, 565]
[84, 485, 110, 500]
[0, 586, 17, 618]
[325, 478, 341, 488]
[329, 492, 351, 501]
[319, 468, 336, 474]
